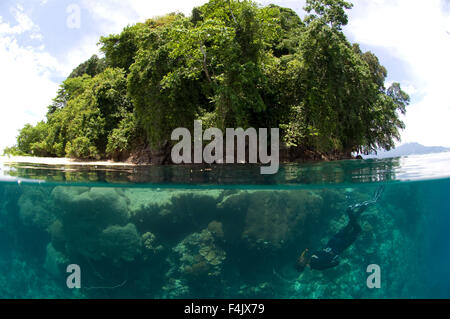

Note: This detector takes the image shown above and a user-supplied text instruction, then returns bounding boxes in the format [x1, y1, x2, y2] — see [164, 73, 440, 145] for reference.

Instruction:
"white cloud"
[0, 4, 41, 39]
[0, 5, 62, 152]
[346, 0, 450, 147]
[81, 0, 210, 35]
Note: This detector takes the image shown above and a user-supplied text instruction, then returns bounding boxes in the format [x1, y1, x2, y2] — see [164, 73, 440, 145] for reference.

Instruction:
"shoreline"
[0, 155, 138, 167]
[0, 154, 351, 167]
[0, 153, 354, 167]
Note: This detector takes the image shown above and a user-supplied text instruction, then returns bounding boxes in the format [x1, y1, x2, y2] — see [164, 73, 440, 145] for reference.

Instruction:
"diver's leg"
[347, 185, 385, 221]
[327, 186, 384, 254]
[327, 217, 362, 254]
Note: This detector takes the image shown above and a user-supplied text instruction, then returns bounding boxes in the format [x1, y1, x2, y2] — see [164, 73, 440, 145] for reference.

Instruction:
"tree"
[165, 0, 281, 129]
[68, 54, 106, 79]
[304, 0, 353, 30]
[16, 122, 49, 156]
[127, 14, 203, 149]
[99, 14, 181, 72]
[60, 68, 134, 159]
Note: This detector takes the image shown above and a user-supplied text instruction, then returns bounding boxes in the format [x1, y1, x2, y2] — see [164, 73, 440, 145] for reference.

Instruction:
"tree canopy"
[8, 0, 409, 160]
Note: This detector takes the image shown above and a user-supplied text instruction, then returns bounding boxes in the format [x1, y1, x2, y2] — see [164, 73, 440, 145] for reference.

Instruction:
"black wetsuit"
[309, 206, 365, 271]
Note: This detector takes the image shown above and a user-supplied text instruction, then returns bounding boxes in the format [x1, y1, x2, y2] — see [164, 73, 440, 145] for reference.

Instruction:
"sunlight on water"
[395, 152, 450, 181]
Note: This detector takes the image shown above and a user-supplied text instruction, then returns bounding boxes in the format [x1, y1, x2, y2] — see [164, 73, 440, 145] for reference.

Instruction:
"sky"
[0, 0, 449, 153]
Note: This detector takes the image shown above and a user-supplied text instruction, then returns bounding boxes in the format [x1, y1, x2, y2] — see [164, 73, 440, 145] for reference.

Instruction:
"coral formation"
[207, 221, 224, 240]
[18, 187, 55, 230]
[172, 228, 226, 279]
[241, 190, 324, 250]
[237, 282, 275, 298]
[44, 243, 69, 278]
[162, 227, 226, 298]
[130, 189, 222, 244]
[50, 186, 132, 261]
[98, 223, 142, 263]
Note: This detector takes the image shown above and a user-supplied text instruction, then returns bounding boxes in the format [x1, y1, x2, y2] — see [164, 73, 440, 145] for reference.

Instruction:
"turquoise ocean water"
[0, 153, 450, 299]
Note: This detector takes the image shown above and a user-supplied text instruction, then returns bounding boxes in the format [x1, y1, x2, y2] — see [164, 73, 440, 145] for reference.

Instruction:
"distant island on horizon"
[363, 142, 450, 159]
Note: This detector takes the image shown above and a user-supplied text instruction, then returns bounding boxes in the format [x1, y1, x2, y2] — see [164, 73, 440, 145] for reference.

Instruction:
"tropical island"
[4, 0, 410, 164]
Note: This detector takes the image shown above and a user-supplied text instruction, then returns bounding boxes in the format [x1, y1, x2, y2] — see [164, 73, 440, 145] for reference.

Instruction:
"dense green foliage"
[9, 0, 409, 160]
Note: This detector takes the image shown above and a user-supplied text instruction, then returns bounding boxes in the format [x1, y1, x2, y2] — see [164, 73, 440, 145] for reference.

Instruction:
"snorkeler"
[296, 186, 384, 272]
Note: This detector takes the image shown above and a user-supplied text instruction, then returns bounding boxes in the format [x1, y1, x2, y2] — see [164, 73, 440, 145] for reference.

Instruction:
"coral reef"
[0, 182, 431, 299]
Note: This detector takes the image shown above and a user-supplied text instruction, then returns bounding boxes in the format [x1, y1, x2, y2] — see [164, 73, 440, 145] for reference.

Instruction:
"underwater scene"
[1, 153, 450, 299]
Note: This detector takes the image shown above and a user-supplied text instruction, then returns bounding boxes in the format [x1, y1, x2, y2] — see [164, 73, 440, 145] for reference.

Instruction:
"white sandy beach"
[0, 155, 137, 166]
